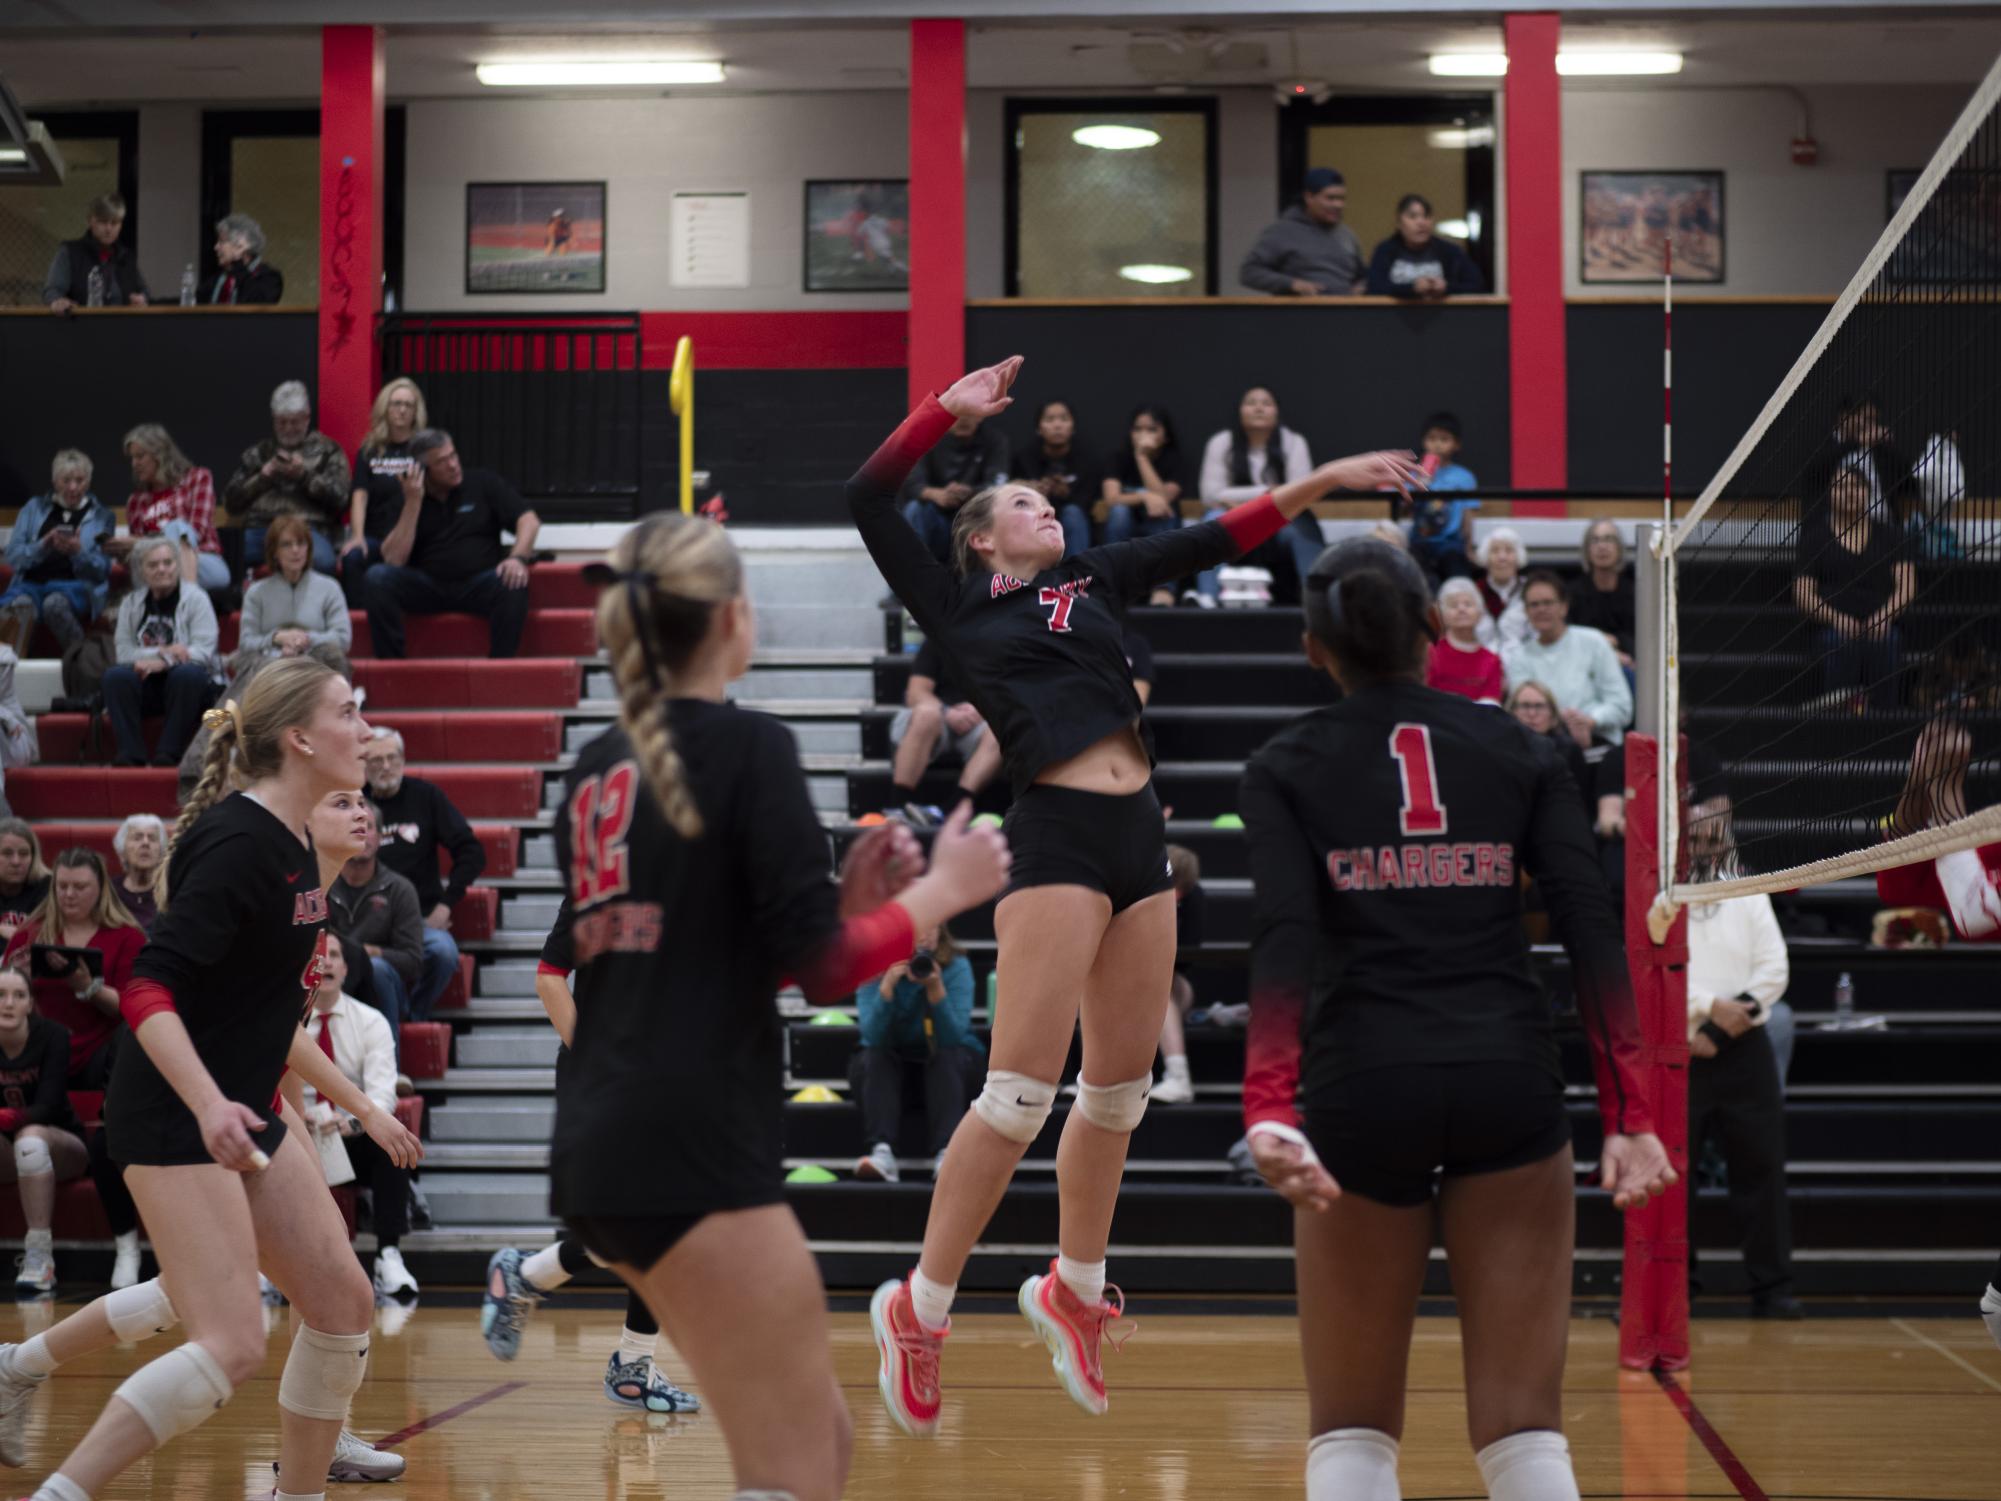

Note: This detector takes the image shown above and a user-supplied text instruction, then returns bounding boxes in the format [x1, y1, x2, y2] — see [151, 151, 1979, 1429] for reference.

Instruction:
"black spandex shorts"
[1002, 782, 1172, 914]
[1301, 1061, 1572, 1208]
[566, 1197, 784, 1275]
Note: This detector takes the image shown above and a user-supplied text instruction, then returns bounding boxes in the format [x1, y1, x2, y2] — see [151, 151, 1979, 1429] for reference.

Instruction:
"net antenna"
[1647, 49, 2001, 910]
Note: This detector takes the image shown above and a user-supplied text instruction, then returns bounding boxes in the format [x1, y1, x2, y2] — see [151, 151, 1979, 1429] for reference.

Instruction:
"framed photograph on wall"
[1579, 171, 1724, 284]
[465, 181, 606, 295]
[803, 179, 909, 292]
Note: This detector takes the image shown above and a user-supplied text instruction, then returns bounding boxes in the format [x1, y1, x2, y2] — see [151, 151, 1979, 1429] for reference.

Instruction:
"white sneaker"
[260, 1273, 287, 1306]
[1982, 1283, 2001, 1353]
[276, 1426, 407, 1484]
[854, 1143, 900, 1184]
[0, 1346, 44, 1466]
[109, 1232, 140, 1291]
[12, 1246, 54, 1298]
[1151, 1072, 1194, 1106]
[375, 1297, 418, 1338]
[373, 1246, 419, 1300]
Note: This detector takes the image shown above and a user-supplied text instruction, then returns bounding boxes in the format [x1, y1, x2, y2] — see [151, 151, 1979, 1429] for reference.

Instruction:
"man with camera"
[848, 925, 982, 1183]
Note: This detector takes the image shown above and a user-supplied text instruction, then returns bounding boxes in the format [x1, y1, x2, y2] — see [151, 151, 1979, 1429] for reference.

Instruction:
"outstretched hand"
[838, 820, 924, 918]
[1319, 450, 1424, 503]
[940, 357, 1024, 422]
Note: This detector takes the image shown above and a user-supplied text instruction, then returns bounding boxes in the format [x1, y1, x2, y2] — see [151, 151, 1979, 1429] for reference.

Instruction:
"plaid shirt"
[127, 467, 222, 556]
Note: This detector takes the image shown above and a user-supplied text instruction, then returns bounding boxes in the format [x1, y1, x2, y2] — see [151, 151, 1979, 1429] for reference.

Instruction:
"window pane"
[0, 136, 120, 307]
[1015, 110, 1208, 298]
[1307, 123, 1481, 262]
[231, 135, 319, 304]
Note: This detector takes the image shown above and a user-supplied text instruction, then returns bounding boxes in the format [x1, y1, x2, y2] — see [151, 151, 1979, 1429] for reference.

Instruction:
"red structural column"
[318, 25, 385, 458]
[908, 19, 967, 408]
[1504, 12, 1567, 507]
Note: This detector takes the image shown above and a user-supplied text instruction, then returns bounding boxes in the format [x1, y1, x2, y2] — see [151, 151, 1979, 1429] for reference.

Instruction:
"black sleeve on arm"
[1240, 755, 1318, 1130]
[739, 717, 846, 996]
[540, 895, 576, 972]
[433, 784, 487, 909]
[847, 397, 964, 633]
[488, 472, 528, 532]
[26, 1022, 70, 1124]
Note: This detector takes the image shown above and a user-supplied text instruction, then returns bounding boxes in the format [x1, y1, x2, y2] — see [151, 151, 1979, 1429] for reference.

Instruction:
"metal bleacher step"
[457, 999, 554, 1022]
[429, 1101, 554, 1142]
[421, 1173, 552, 1226]
[477, 960, 544, 999]
[423, 1067, 556, 1093]
[500, 896, 564, 934]
[452, 1027, 562, 1068]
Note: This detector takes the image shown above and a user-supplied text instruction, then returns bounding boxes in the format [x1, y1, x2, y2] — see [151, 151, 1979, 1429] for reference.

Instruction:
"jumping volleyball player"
[851, 356, 1416, 1435]
[1239, 538, 1675, 1501]
[14, 660, 422, 1501]
[551, 512, 1008, 1501]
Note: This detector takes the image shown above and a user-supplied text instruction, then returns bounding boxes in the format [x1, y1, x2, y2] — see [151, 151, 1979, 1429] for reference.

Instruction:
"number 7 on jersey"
[1389, 723, 1447, 836]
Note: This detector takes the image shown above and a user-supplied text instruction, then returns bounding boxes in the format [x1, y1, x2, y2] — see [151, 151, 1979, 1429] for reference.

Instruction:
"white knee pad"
[112, 1341, 233, 1444]
[1307, 1428, 1400, 1501]
[1075, 1074, 1151, 1133]
[1475, 1430, 1578, 1501]
[12, 1133, 50, 1177]
[105, 1278, 179, 1343]
[276, 1324, 370, 1421]
[972, 1070, 1057, 1145]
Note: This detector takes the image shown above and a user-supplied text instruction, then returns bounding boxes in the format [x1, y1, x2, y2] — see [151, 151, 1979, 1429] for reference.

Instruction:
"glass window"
[0, 114, 135, 307]
[227, 134, 319, 304]
[1007, 101, 1215, 298]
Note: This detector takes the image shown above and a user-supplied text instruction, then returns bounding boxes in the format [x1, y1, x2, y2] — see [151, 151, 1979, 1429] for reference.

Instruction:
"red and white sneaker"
[1017, 1260, 1132, 1416]
[870, 1277, 946, 1438]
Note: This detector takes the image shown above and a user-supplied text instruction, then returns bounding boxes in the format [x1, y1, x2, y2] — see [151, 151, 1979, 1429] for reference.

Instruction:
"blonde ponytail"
[172, 658, 339, 848]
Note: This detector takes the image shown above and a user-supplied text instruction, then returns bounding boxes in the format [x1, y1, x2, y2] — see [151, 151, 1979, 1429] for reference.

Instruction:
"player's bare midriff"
[1033, 722, 1151, 795]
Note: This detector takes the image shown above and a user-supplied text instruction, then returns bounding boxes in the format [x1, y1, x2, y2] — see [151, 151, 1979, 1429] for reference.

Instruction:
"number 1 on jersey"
[1389, 723, 1447, 836]
[569, 761, 639, 905]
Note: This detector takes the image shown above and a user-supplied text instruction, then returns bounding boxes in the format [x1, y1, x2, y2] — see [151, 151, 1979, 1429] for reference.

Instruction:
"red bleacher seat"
[7, 768, 178, 819]
[435, 953, 475, 1011]
[217, 609, 597, 660]
[527, 563, 594, 610]
[369, 711, 562, 763]
[400, 1021, 451, 1079]
[353, 659, 582, 710]
[452, 886, 498, 941]
[403, 766, 542, 819]
[26, 821, 518, 881]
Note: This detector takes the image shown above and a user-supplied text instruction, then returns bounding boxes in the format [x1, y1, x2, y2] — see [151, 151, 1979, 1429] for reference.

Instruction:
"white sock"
[9, 1331, 57, 1379]
[1056, 1255, 1106, 1307]
[908, 1269, 955, 1332]
[1307, 1428, 1400, 1501]
[519, 1244, 571, 1292]
[1982, 1282, 2001, 1314]
[1475, 1430, 1579, 1501]
[113, 1230, 138, 1256]
[24, 1227, 51, 1251]
[32, 1475, 89, 1501]
[1163, 1055, 1190, 1081]
[618, 1325, 655, 1365]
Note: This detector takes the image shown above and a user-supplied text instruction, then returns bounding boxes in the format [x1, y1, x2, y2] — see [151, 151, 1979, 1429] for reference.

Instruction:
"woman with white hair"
[121, 424, 227, 591]
[202, 212, 283, 305]
[222, 380, 350, 573]
[0, 449, 112, 655]
[111, 815, 167, 931]
[1474, 526, 1531, 653]
[1426, 576, 1504, 703]
[101, 536, 220, 768]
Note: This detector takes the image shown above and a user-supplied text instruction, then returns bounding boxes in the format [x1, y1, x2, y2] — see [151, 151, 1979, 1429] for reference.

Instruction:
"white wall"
[134, 105, 202, 299]
[401, 93, 909, 311]
[1564, 84, 1967, 297]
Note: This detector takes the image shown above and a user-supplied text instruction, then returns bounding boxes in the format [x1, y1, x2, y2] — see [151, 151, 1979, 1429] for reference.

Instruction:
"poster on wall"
[465, 181, 606, 295]
[1579, 171, 1724, 284]
[804, 179, 909, 292]
[671, 192, 751, 288]
[1884, 167, 2001, 280]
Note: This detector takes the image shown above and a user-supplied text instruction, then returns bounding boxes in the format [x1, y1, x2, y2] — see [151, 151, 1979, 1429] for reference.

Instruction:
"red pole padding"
[1619, 732, 1691, 1370]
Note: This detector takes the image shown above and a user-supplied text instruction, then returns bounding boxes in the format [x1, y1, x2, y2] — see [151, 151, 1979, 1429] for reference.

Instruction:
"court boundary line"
[1653, 1369, 1771, 1501]
[1888, 1316, 2001, 1394]
[372, 1380, 528, 1448]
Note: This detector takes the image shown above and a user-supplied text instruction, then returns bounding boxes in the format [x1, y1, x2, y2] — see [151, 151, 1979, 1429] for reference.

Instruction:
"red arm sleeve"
[119, 978, 179, 1032]
[0, 1109, 24, 1136]
[1218, 493, 1287, 555]
[535, 961, 569, 978]
[796, 904, 916, 1005]
[1239, 756, 1315, 1133]
[1243, 985, 1305, 1132]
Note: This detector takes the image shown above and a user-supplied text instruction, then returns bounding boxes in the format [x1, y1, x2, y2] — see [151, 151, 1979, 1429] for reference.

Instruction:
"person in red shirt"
[1425, 577, 1504, 703]
[0, 848, 145, 1090]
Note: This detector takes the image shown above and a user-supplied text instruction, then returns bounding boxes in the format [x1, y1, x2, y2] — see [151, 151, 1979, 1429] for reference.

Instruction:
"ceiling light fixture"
[0, 148, 24, 164]
[1427, 50, 1685, 78]
[1072, 124, 1161, 151]
[1119, 264, 1193, 285]
[1427, 126, 1495, 150]
[1428, 54, 1509, 77]
[476, 59, 726, 88]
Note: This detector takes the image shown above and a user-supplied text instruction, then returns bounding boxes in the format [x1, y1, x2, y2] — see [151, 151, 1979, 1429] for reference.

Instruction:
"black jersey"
[108, 793, 329, 1166]
[1239, 681, 1650, 1138]
[551, 706, 898, 1218]
[852, 397, 1282, 795]
[0, 1016, 77, 1137]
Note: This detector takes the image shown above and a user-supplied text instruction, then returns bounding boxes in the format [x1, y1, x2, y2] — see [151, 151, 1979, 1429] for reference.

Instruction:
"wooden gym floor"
[1, 1293, 1994, 1499]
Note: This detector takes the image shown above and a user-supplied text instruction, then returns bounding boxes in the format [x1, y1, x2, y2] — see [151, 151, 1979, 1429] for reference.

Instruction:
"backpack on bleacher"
[60, 634, 113, 704]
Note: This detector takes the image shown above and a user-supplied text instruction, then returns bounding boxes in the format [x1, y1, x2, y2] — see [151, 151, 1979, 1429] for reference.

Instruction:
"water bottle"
[178, 263, 197, 306]
[85, 266, 104, 307]
[1833, 971, 1855, 1025]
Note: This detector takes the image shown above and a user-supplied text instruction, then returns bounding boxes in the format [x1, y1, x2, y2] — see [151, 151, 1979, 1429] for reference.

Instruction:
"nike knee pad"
[1476, 1429, 1579, 1501]
[972, 1070, 1057, 1144]
[12, 1133, 50, 1178]
[1307, 1428, 1400, 1501]
[1076, 1073, 1151, 1133]
[112, 1341, 233, 1444]
[105, 1278, 179, 1343]
[276, 1324, 370, 1421]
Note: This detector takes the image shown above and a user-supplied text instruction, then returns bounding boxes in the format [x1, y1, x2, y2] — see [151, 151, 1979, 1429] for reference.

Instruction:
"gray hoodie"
[1239, 205, 1366, 296]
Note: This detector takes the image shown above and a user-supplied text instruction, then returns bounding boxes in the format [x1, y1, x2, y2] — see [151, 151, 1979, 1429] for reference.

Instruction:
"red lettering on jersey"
[990, 573, 1026, 598]
[298, 930, 332, 1021]
[572, 902, 666, 965]
[1453, 843, 1477, 886]
[1401, 846, 1429, 888]
[1474, 845, 1496, 884]
[292, 889, 328, 925]
[1327, 851, 1351, 891]
[1495, 843, 1515, 884]
[1376, 847, 1402, 889]
[570, 761, 640, 906]
[1429, 844, 1456, 888]
[1038, 586, 1079, 632]
[1389, 723, 1448, 837]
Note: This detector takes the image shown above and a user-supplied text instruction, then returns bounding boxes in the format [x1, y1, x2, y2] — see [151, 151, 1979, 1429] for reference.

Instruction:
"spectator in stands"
[176, 640, 352, 803]
[887, 640, 1002, 826]
[343, 378, 429, 608]
[203, 212, 283, 305]
[119, 423, 227, 591]
[328, 801, 425, 1047]
[849, 923, 981, 1183]
[1195, 386, 1323, 603]
[237, 513, 352, 661]
[222, 380, 351, 572]
[1406, 412, 1480, 580]
[1474, 526, 1530, 651]
[1793, 462, 1916, 711]
[1568, 518, 1637, 669]
[0, 847, 143, 1092]
[365, 428, 540, 660]
[1366, 193, 1485, 299]
[1013, 399, 1099, 559]
[363, 728, 486, 1016]
[0, 967, 89, 1295]
[42, 194, 149, 312]
[1151, 844, 1203, 1106]
[110, 813, 166, 932]
[1683, 797, 1799, 1318]
[1100, 406, 1184, 597]
[1505, 570, 1632, 746]
[0, 642, 35, 812]
[898, 410, 1009, 567]
[1826, 391, 1909, 525]
[103, 536, 219, 767]
[0, 449, 113, 654]
[300, 940, 418, 1298]
[0, 822, 49, 948]
[1239, 167, 1365, 297]
[1507, 680, 1592, 815]
[1427, 577, 1504, 703]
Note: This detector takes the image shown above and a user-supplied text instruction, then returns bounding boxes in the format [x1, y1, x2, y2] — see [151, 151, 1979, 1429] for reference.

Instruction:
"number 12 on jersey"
[1389, 723, 1447, 837]
[569, 761, 639, 905]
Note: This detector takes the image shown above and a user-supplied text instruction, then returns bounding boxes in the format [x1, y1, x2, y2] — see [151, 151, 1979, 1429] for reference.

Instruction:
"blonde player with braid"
[552, 512, 1008, 1501]
[16, 661, 419, 1501]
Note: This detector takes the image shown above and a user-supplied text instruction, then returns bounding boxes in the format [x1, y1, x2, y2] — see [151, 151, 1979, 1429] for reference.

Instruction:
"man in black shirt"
[42, 195, 150, 313]
[897, 413, 1008, 565]
[364, 729, 488, 1017]
[363, 429, 542, 659]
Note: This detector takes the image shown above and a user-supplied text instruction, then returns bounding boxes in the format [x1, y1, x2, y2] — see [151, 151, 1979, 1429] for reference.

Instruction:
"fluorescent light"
[1073, 124, 1161, 151]
[1427, 126, 1495, 149]
[0, 147, 24, 164]
[1430, 54, 1508, 77]
[1557, 51, 1683, 76]
[1436, 219, 1471, 239]
[1119, 264, 1193, 286]
[476, 59, 725, 87]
